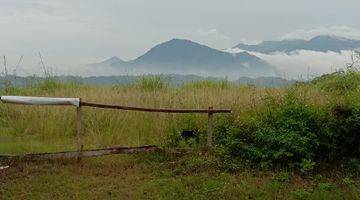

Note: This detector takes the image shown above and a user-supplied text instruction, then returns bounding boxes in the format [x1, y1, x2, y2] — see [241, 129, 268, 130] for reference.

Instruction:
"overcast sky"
[1, 0, 360, 76]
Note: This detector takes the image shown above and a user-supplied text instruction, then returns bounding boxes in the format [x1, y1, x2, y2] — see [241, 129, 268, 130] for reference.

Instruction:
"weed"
[342, 177, 354, 186]
[292, 188, 311, 200]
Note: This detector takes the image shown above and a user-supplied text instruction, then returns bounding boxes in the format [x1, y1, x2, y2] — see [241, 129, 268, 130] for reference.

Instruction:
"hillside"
[234, 35, 360, 54]
[86, 56, 125, 67]
[87, 39, 277, 78]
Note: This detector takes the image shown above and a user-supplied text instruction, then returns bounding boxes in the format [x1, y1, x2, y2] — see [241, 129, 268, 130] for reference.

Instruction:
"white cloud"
[197, 29, 231, 40]
[241, 49, 352, 80]
[280, 26, 360, 40]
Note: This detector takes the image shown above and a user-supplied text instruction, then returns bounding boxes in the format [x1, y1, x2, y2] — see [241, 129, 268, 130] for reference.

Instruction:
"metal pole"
[207, 106, 213, 150]
[77, 100, 83, 160]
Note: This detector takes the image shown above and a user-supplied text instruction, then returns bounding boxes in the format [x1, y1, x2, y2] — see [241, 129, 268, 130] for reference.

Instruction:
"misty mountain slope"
[132, 39, 267, 69]
[86, 56, 125, 67]
[234, 35, 360, 54]
[88, 39, 276, 78]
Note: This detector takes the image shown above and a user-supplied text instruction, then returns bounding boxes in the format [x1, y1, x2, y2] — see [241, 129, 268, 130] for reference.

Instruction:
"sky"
[1, 0, 360, 77]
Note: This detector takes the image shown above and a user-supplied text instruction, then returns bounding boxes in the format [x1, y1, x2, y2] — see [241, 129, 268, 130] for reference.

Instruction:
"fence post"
[207, 106, 213, 150]
[77, 99, 83, 160]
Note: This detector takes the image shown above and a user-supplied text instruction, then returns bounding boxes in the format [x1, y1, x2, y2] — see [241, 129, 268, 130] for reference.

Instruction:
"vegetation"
[213, 91, 360, 172]
[0, 70, 359, 199]
[1, 154, 360, 199]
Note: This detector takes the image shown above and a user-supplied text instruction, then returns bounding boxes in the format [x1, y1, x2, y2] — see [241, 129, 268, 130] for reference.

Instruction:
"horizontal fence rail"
[0, 96, 231, 161]
[0, 146, 160, 163]
[81, 102, 231, 114]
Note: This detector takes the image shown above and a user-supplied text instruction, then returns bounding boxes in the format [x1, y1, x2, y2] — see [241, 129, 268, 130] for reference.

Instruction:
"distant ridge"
[233, 35, 360, 54]
[0, 74, 294, 88]
[86, 56, 125, 67]
[86, 39, 277, 78]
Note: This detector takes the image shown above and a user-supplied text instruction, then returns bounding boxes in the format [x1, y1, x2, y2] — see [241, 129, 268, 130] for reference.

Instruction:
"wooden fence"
[0, 96, 231, 161]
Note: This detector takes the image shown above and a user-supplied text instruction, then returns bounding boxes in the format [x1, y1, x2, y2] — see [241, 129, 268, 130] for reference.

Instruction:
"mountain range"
[233, 35, 360, 54]
[87, 39, 277, 78]
[88, 35, 360, 79]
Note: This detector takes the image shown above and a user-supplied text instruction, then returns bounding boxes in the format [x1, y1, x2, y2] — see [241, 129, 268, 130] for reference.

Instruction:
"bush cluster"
[214, 92, 360, 172]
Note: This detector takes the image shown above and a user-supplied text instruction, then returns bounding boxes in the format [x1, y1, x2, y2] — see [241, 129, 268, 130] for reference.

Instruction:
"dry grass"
[0, 83, 288, 153]
[0, 81, 333, 154]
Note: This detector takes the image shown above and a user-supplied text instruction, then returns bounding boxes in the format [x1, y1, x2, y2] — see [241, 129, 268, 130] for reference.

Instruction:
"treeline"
[0, 74, 294, 88]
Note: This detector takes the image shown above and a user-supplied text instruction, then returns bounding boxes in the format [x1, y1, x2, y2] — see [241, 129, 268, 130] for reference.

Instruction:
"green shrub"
[274, 172, 290, 183]
[217, 92, 321, 170]
[300, 159, 316, 173]
[312, 70, 360, 94]
[317, 104, 360, 160]
[342, 177, 354, 186]
[292, 188, 311, 200]
[317, 182, 336, 191]
[215, 88, 360, 171]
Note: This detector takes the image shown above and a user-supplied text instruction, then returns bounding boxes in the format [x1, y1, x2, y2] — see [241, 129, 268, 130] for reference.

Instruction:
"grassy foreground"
[1, 154, 359, 199]
[0, 74, 359, 199]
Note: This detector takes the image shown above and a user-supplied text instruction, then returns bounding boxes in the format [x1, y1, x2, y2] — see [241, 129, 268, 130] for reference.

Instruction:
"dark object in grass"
[181, 129, 200, 144]
[332, 105, 352, 118]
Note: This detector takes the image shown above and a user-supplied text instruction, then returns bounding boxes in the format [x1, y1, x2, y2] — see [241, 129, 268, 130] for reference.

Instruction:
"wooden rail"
[1, 96, 231, 161]
[0, 146, 161, 163]
[81, 102, 231, 114]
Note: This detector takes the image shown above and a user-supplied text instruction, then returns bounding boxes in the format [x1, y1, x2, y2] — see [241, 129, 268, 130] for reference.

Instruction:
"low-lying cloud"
[249, 50, 352, 80]
[279, 26, 360, 40]
[197, 29, 231, 41]
[225, 48, 353, 79]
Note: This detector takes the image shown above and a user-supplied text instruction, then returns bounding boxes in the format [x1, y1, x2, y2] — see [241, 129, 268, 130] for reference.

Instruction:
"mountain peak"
[135, 38, 219, 63]
[155, 38, 206, 49]
[168, 38, 193, 43]
[86, 56, 124, 67]
[311, 34, 334, 39]
[88, 38, 276, 78]
[104, 56, 122, 63]
[98, 56, 124, 66]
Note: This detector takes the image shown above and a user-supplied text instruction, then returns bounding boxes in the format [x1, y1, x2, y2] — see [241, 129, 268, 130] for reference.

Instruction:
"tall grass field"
[0, 71, 359, 199]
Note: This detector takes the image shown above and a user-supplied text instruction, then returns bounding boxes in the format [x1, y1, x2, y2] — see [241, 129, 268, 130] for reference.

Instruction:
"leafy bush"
[312, 70, 360, 94]
[217, 92, 321, 170]
[342, 177, 354, 186]
[292, 188, 311, 200]
[273, 172, 290, 183]
[215, 89, 360, 171]
[318, 104, 360, 160]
